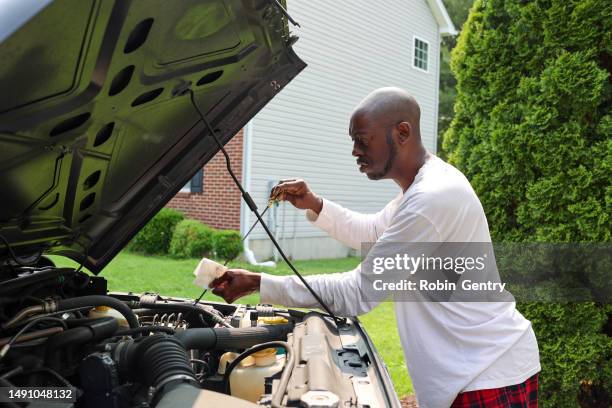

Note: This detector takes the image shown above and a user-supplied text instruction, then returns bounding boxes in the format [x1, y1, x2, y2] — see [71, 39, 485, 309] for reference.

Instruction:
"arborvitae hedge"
[444, 0, 610, 406]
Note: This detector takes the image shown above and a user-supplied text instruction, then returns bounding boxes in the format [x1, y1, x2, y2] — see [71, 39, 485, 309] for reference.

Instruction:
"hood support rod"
[184, 89, 345, 328]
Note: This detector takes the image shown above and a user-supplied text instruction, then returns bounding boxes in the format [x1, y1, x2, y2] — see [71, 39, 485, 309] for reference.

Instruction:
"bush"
[444, 0, 610, 242]
[169, 220, 215, 259]
[518, 302, 611, 407]
[444, 1, 611, 406]
[213, 230, 242, 261]
[128, 208, 184, 255]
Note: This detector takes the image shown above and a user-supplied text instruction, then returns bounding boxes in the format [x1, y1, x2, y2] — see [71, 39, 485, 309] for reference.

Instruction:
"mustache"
[356, 158, 368, 165]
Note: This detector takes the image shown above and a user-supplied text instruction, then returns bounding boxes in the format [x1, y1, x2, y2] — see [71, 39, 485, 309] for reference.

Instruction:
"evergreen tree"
[438, 0, 475, 158]
[444, 1, 611, 406]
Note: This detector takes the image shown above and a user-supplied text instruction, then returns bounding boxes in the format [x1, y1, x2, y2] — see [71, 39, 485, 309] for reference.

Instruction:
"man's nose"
[352, 142, 362, 157]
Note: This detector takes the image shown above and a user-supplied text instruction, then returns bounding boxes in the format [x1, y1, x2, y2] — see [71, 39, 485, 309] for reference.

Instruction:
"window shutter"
[190, 169, 203, 193]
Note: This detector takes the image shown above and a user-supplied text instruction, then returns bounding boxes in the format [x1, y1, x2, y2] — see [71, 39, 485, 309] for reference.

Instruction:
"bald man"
[211, 88, 540, 408]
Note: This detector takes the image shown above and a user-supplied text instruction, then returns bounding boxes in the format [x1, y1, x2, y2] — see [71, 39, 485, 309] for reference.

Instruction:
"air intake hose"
[174, 323, 292, 350]
[112, 324, 292, 399]
[127, 335, 199, 406]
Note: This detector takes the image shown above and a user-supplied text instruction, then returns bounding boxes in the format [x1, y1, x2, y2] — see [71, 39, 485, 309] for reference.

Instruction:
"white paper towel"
[193, 258, 228, 289]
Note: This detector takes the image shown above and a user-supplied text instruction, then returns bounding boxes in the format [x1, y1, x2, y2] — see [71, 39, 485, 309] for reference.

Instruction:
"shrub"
[518, 302, 611, 407]
[444, 1, 611, 406]
[128, 208, 184, 255]
[169, 220, 214, 259]
[213, 230, 242, 261]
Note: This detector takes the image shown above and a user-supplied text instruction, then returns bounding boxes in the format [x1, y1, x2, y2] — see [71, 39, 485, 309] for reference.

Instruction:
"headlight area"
[0, 266, 392, 407]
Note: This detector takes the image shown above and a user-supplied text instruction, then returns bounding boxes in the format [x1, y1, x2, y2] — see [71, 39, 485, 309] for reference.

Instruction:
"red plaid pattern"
[451, 373, 539, 408]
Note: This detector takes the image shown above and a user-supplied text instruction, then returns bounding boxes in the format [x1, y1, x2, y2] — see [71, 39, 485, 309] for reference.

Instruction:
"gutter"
[239, 120, 276, 267]
[433, 29, 441, 154]
[426, 0, 458, 36]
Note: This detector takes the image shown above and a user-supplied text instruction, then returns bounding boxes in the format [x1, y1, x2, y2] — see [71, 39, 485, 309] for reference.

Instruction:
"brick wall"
[166, 129, 243, 230]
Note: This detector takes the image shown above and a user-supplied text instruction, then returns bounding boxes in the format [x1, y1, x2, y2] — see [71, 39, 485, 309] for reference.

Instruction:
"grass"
[49, 252, 413, 396]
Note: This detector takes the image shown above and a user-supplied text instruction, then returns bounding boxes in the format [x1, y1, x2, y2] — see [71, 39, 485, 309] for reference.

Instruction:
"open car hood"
[0, 0, 305, 273]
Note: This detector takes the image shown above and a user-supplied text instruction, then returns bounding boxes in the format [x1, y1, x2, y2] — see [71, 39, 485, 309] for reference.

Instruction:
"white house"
[244, 0, 456, 260]
[169, 0, 456, 261]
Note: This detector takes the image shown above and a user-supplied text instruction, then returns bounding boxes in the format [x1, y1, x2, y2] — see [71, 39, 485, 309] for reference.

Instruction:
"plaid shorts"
[451, 373, 539, 408]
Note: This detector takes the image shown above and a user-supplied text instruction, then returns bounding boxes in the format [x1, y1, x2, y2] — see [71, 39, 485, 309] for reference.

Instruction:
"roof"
[426, 0, 458, 36]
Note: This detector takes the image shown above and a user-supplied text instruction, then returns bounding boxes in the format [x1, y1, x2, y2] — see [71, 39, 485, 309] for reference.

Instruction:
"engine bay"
[0, 264, 396, 407]
[0, 1, 402, 406]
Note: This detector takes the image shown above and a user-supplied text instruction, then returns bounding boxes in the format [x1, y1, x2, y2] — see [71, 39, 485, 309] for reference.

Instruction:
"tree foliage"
[445, 0, 610, 243]
[444, 1, 611, 406]
[438, 0, 475, 158]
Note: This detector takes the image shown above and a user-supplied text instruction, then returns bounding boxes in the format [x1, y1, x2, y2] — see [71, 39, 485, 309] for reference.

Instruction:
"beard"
[367, 128, 396, 180]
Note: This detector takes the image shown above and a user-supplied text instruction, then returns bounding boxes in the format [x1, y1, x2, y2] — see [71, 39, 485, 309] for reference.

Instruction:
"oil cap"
[300, 391, 340, 408]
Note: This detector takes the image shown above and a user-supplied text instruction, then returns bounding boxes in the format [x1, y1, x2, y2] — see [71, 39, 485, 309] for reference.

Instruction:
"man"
[211, 88, 540, 408]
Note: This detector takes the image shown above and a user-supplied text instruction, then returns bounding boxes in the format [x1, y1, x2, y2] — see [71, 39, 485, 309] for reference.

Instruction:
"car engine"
[0, 263, 397, 407]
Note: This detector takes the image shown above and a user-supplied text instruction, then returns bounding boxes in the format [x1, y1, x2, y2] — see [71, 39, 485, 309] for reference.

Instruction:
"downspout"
[240, 120, 276, 267]
[433, 29, 441, 154]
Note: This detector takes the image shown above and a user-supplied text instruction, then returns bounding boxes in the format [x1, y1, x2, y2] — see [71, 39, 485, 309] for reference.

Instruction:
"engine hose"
[221, 340, 294, 408]
[271, 343, 294, 408]
[129, 335, 199, 406]
[45, 317, 118, 367]
[1, 305, 44, 329]
[115, 326, 175, 336]
[57, 295, 139, 329]
[111, 324, 292, 391]
[174, 323, 292, 351]
[65, 318, 107, 328]
[132, 302, 231, 328]
[154, 383, 204, 408]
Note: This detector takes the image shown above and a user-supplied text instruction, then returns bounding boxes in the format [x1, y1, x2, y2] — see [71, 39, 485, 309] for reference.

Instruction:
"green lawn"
[49, 252, 413, 396]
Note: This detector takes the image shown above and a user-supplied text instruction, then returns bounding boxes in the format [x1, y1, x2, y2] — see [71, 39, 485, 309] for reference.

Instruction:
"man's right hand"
[210, 269, 261, 304]
[271, 179, 323, 214]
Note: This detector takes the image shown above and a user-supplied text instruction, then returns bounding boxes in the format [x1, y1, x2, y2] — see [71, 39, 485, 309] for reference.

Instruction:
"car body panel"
[0, 0, 305, 273]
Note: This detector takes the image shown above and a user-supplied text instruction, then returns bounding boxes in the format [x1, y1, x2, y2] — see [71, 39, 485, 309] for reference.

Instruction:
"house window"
[413, 36, 429, 72]
[180, 182, 191, 193]
[181, 169, 204, 193]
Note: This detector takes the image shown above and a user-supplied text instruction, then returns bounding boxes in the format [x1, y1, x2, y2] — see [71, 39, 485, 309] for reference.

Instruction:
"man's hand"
[210, 269, 261, 304]
[271, 179, 323, 214]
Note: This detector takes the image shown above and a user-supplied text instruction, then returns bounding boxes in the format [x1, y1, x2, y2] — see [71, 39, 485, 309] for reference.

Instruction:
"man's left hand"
[209, 269, 261, 303]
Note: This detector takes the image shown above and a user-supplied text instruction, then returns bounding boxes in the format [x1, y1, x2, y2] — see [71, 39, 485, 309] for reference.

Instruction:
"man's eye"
[352, 136, 368, 148]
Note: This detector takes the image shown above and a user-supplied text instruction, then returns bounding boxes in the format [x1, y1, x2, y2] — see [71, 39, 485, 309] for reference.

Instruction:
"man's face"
[349, 113, 396, 180]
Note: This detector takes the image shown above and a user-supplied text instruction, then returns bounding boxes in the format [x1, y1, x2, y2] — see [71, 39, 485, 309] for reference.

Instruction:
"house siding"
[246, 0, 442, 259]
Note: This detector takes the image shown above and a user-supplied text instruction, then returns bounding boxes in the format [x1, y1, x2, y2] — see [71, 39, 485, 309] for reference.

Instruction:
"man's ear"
[396, 122, 412, 144]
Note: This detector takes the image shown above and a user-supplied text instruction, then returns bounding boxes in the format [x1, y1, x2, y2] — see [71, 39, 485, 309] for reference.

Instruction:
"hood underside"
[0, 0, 305, 273]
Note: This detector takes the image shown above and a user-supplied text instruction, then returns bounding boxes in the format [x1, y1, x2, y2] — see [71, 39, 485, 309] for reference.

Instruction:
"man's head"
[349, 87, 423, 181]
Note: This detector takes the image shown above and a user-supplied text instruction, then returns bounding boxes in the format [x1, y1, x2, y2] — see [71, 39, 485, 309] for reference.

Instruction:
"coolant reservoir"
[88, 306, 130, 328]
[218, 348, 285, 403]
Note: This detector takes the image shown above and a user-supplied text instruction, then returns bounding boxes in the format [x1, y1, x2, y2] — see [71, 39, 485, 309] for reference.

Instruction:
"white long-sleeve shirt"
[260, 155, 540, 408]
